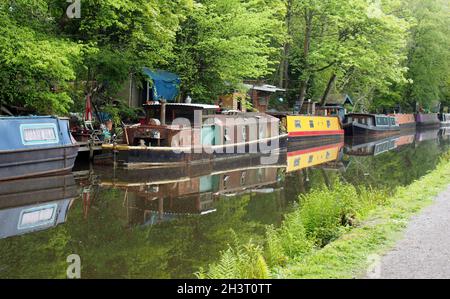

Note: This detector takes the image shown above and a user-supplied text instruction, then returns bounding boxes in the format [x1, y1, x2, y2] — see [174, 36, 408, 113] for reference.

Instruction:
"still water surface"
[0, 129, 449, 278]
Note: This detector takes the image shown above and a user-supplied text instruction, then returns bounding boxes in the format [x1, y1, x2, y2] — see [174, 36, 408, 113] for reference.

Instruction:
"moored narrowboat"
[415, 113, 440, 128]
[102, 103, 287, 168]
[285, 115, 344, 147]
[389, 113, 416, 129]
[343, 114, 400, 137]
[439, 113, 450, 128]
[0, 116, 79, 181]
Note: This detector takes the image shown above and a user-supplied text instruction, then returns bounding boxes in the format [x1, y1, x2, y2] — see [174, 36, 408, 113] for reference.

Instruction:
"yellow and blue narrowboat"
[284, 115, 344, 149]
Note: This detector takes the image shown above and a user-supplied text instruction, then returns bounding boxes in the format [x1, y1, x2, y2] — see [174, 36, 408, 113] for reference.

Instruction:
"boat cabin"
[126, 103, 280, 148]
[345, 114, 398, 128]
[316, 105, 346, 121]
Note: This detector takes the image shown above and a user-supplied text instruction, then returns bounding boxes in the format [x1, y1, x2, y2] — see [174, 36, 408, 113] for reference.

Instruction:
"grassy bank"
[197, 151, 450, 279]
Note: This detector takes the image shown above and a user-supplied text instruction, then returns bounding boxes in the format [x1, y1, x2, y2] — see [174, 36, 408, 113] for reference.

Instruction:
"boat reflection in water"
[92, 140, 347, 227]
[344, 129, 419, 157]
[100, 163, 284, 227]
[286, 142, 344, 173]
[0, 174, 77, 239]
[415, 128, 441, 144]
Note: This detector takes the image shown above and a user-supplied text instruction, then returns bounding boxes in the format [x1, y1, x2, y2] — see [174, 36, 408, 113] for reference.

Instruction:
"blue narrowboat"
[0, 116, 79, 181]
[343, 114, 400, 137]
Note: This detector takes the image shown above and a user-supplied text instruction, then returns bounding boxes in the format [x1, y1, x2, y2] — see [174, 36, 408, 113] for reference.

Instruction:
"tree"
[287, 0, 408, 111]
[402, 0, 450, 111]
[0, 6, 81, 114]
[169, 0, 286, 103]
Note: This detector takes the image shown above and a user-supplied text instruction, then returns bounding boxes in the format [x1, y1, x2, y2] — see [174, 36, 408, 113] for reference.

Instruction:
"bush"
[196, 242, 270, 279]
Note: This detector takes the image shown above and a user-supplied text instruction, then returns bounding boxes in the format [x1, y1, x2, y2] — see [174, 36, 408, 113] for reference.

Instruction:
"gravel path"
[373, 185, 450, 279]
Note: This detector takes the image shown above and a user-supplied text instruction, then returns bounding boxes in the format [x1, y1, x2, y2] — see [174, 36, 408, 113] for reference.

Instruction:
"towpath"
[373, 185, 450, 279]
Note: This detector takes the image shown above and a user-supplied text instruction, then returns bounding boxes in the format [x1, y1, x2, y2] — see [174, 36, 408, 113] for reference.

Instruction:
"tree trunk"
[281, 0, 293, 90]
[320, 73, 337, 107]
[298, 9, 313, 110]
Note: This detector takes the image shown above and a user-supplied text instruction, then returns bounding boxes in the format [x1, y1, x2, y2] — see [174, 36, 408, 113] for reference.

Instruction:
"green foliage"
[266, 211, 313, 264]
[169, 0, 286, 102]
[196, 241, 270, 279]
[0, 9, 82, 114]
[285, 0, 409, 108]
[1, 0, 447, 114]
[198, 179, 390, 278]
[299, 182, 388, 246]
[402, 0, 450, 110]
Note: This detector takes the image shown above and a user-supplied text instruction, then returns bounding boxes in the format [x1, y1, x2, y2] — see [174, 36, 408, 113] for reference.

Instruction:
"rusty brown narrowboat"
[102, 103, 287, 168]
[389, 114, 416, 129]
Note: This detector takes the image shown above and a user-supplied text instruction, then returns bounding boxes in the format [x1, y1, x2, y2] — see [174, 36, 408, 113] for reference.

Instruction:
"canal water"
[0, 129, 449, 278]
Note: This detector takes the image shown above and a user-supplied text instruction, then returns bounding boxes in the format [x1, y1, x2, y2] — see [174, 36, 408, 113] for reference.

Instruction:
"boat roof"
[346, 113, 395, 118]
[143, 103, 220, 110]
[0, 115, 56, 119]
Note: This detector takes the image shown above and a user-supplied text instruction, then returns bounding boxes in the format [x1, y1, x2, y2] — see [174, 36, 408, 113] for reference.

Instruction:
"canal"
[0, 129, 449, 278]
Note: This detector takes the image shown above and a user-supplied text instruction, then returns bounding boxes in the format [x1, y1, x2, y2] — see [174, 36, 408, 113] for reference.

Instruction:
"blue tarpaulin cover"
[142, 67, 180, 102]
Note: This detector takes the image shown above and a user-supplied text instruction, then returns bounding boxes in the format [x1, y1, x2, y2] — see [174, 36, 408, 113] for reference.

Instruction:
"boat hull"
[0, 145, 79, 181]
[100, 135, 288, 168]
[344, 123, 400, 137]
[415, 113, 440, 128]
[287, 134, 344, 151]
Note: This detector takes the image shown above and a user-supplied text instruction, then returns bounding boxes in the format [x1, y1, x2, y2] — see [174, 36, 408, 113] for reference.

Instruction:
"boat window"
[295, 120, 301, 128]
[390, 118, 396, 126]
[294, 158, 300, 167]
[308, 155, 314, 164]
[376, 117, 388, 126]
[309, 120, 315, 128]
[21, 124, 59, 145]
[327, 120, 331, 128]
[347, 117, 353, 123]
[18, 204, 57, 230]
